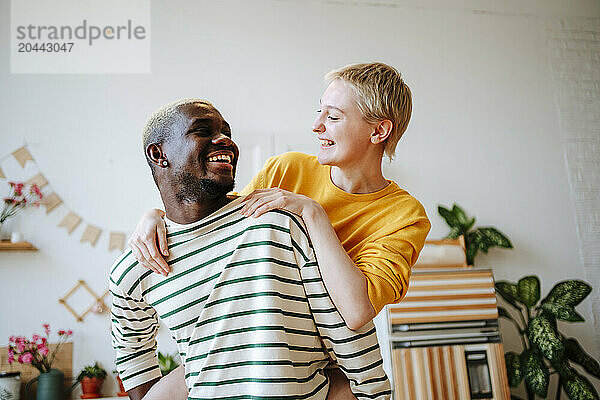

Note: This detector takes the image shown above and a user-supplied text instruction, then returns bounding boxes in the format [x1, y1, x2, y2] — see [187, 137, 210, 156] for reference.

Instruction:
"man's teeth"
[207, 154, 232, 163]
[320, 140, 334, 147]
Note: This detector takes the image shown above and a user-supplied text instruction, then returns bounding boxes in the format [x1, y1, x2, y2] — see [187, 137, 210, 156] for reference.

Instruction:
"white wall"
[1, 0, 598, 397]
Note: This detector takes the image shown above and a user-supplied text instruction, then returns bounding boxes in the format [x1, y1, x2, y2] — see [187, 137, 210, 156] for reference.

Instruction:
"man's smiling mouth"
[206, 151, 234, 164]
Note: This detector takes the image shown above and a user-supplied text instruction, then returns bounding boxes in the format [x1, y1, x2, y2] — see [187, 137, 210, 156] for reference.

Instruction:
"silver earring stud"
[162, 160, 168, 167]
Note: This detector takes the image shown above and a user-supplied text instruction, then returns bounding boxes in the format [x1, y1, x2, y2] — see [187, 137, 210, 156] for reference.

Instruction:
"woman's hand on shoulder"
[240, 188, 320, 219]
[128, 208, 170, 276]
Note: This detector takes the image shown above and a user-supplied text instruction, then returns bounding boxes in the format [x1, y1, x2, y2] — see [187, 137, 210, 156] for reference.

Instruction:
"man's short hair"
[325, 62, 412, 160]
[142, 98, 213, 169]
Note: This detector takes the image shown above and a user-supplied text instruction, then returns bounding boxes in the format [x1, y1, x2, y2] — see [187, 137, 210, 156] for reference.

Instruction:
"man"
[110, 99, 391, 400]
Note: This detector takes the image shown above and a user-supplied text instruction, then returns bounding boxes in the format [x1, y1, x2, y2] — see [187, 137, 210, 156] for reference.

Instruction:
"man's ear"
[370, 120, 393, 144]
[146, 143, 165, 167]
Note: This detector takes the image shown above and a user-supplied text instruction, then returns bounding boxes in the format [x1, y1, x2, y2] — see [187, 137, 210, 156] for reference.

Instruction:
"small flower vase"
[25, 369, 78, 400]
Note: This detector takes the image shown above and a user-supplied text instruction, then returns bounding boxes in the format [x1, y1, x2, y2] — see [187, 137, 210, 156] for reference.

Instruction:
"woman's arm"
[240, 188, 375, 330]
[128, 208, 170, 276]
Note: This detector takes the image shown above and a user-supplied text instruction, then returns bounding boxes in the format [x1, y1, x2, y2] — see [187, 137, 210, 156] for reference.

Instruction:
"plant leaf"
[451, 204, 471, 227]
[466, 236, 478, 266]
[465, 217, 476, 231]
[445, 226, 462, 240]
[528, 314, 564, 361]
[505, 351, 524, 387]
[523, 349, 549, 398]
[466, 230, 487, 253]
[438, 205, 461, 229]
[542, 280, 592, 307]
[478, 227, 513, 248]
[563, 368, 600, 400]
[496, 281, 522, 309]
[564, 338, 600, 379]
[517, 275, 540, 307]
[541, 302, 585, 322]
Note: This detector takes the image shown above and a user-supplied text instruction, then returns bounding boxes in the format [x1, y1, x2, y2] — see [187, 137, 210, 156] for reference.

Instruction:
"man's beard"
[174, 172, 234, 203]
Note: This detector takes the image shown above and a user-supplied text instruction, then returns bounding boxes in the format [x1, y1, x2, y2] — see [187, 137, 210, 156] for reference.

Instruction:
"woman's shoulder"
[262, 152, 320, 175]
[269, 151, 317, 166]
[384, 182, 430, 221]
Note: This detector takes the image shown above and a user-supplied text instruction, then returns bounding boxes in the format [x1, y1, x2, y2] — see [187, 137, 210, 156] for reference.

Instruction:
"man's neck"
[163, 195, 233, 225]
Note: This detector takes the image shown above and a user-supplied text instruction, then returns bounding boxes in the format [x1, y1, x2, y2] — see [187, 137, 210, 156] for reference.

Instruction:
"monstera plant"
[496, 276, 599, 399]
[438, 203, 513, 265]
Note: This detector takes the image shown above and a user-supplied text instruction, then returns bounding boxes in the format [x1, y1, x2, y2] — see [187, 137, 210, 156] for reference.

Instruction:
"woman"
[130, 62, 431, 399]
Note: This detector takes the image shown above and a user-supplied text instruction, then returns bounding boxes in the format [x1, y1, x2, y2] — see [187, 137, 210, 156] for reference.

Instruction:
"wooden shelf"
[0, 240, 37, 251]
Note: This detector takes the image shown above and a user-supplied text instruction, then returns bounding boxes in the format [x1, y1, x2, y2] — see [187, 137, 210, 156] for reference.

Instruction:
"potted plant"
[158, 351, 179, 376]
[438, 203, 512, 265]
[496, 275, 599, 399]
[77, 362, 107, 399]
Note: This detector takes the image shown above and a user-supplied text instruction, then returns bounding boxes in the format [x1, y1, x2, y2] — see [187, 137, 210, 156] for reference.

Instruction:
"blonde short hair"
[325, 63, 412, 160]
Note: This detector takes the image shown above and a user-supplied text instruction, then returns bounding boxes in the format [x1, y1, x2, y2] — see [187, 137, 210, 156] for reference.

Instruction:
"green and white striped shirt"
[110, 197, 391, 400]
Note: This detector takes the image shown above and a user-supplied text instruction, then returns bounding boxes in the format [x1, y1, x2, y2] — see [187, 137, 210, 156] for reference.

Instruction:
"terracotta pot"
[80, 377, 103, 399]
[116, 375, 128, 397]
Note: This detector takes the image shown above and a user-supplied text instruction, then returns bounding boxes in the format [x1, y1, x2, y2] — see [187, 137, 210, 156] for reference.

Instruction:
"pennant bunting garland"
[43, 192, 63, 214]
[81, 224, 102, 247]
[12, 146, 34, 167]
[26, 173, 49, 189]
[1, 144, 130, 252]
[108, 232, 127, 252]
[58, 212, 82, 234]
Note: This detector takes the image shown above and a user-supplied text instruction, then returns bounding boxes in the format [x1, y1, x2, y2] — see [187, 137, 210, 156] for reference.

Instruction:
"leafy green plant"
[496, 276, 599, 399]
[438, 203, 512, 265]
[158, 351, 179, 376]
[77, 362, 107, 381]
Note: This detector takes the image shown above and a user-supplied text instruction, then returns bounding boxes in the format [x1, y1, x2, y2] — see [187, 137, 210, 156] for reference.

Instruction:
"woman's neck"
[329, 163, 389, 194]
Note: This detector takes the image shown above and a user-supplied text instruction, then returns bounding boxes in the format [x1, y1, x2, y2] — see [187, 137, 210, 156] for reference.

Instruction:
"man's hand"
[240, 188, 318, 219]
[129, 208, 170, 276]
[241, 188, 375, 330]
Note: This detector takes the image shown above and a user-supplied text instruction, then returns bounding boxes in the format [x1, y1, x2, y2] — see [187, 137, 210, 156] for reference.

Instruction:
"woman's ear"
[371, 120, 393, 144]
[146, 143, 166, 167]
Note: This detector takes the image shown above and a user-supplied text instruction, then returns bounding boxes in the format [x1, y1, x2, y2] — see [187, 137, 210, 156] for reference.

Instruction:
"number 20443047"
[18, 42, 74, 52]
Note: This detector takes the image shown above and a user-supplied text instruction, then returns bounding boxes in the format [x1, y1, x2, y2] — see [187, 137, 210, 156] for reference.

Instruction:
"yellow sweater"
[240, 152, 431, 313]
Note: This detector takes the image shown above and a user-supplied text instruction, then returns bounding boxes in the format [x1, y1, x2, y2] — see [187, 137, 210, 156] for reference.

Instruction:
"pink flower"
[17, 355, 23, 363]
[16, 341, 25, 353]
[66, 330, 73, 336]
[8, 336, 16, 343]
[43, 324, 50, 335]
[14, 183, 23, 197]
[7, 353, 14, 364]
[39, 345, 49, 356]
[32, 334, 39, 342]
[31, 184, 42, 198]
[57, 330, 65, 336]
[21, 353, 33, 364]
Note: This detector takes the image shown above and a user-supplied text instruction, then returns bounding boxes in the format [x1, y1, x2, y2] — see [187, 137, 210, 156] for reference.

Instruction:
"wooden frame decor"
[58, 280, 108, 322]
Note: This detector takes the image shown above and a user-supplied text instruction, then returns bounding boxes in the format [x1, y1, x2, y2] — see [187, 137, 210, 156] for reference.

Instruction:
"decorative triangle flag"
[43, 192, 63, 214]
[81, 224, 102, 247]
[26, 173, 49, 189]
[109, 232, 126, 252]
[0, 165, 5, 179]
[58, 212, 82, 234]
[12, 147, 34, 168]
